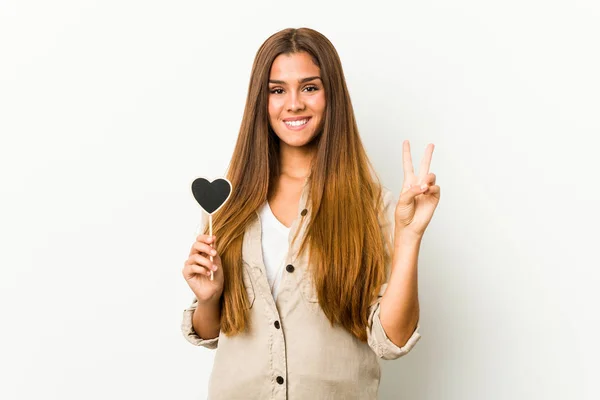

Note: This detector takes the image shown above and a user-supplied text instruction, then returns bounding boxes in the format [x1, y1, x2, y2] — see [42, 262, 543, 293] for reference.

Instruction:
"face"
[268, 51, 326, 148]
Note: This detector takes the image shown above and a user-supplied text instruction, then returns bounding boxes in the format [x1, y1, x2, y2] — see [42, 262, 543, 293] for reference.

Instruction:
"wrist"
[196, 292, 222, 307]
[394, 228, 423, 246]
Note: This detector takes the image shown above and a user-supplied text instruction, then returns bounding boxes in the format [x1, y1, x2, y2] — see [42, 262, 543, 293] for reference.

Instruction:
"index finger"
[403, 140, 415, 180]
[418, 143, 435, 183]
[189, 234, 215, 256]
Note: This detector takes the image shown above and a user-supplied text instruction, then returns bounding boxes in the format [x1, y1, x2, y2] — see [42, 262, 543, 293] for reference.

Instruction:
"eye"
[303, 85, 318, 92]
[270, 88, 284, 94]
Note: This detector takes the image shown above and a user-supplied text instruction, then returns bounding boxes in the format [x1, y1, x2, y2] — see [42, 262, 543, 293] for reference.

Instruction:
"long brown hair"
[204, 27, 390, 342]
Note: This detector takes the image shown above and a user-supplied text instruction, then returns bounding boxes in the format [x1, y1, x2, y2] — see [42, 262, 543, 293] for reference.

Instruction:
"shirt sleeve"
[367, 283, 421, 360]
[366, 187, 422, 360]
[181, 297, 219, 349]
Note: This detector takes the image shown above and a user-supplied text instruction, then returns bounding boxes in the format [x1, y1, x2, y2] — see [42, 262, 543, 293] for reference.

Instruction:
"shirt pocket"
[242, 263, 256, 308]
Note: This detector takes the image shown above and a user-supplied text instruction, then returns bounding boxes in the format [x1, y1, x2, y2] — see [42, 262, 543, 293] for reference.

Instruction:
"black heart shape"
[191, 177, 232, 215]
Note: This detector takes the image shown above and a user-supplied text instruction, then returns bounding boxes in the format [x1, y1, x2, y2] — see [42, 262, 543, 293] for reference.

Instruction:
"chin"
[279, 131, 319, 148]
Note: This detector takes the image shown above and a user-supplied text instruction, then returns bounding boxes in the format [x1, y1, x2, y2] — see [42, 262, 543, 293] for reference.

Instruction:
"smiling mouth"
[284, 118, 310, 127]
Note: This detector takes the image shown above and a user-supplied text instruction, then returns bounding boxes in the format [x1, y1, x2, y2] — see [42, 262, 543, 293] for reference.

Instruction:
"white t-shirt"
[257, 201, 291, 301]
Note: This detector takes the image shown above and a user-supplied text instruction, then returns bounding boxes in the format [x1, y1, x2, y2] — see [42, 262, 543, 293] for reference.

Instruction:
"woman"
[181, 27, 440, 399]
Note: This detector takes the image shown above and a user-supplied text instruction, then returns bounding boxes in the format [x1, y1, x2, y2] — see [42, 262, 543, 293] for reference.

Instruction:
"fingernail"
[420, 184, 428, 191]
[211, 250, 216, 256]
[212, 264, 218, 271]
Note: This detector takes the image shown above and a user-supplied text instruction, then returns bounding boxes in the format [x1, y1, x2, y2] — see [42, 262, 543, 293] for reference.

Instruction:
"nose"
[286, 90, 305, 112]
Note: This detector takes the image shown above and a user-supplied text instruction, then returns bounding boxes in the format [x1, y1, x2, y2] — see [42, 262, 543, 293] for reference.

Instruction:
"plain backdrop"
[1, 0, 599, 399]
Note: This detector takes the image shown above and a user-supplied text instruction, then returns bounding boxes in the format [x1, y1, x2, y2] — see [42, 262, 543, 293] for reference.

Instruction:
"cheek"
[268, 97, 284, 120]
[309, 94, 326, 118]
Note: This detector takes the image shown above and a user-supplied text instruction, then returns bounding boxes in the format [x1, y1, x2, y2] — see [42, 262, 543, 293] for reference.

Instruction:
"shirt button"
[276, 376, 284, 384]
[274, 320, 280, 329]
[301, 208, 308, 216]
[286, 264, 295, 273]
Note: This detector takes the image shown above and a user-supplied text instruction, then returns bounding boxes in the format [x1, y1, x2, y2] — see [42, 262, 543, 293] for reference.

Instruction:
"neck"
[278, 141, 315, 180]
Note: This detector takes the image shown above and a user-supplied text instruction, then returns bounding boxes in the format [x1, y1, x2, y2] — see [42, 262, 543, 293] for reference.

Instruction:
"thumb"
[399, 184, 427, 205]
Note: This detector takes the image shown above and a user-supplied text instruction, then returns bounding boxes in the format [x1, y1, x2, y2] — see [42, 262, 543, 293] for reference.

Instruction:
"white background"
[1, 0, 599, 399]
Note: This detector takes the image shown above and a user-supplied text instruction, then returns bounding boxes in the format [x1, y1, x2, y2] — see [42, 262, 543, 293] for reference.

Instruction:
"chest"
[267, 179, 304, 228]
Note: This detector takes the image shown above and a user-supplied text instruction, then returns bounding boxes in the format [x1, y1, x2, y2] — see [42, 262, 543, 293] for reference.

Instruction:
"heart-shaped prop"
[191, 177, 232, 215]
[190, 177, 233, 281]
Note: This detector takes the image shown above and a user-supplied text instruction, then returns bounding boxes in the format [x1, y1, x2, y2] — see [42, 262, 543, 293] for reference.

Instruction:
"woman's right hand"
[182, 234, 224, 303]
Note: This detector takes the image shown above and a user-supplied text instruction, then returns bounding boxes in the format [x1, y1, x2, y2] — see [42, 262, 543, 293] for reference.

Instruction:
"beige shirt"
[181, 179, 421, 399]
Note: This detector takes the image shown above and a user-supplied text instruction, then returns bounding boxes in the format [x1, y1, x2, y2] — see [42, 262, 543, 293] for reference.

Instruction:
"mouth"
[283, 117, 311, 130]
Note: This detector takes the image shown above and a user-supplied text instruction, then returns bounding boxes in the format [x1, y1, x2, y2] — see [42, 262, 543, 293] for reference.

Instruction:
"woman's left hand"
[394, 141, 441, 238]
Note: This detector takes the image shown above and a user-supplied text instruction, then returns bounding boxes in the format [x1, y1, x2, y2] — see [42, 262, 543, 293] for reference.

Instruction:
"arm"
[366, 188, 421, 360]
[379, 140, 439, 348]
[181, 233, 225, 349]
[368, 140, 440, 359]
[181, 297, 221, 349]
[378, 231, 421, 348]
[193, 297, 221, 340]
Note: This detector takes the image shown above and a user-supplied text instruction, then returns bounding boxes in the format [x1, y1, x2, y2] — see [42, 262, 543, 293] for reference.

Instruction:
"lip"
[282, 116, 311, 122]
[282, 116, 311, 131]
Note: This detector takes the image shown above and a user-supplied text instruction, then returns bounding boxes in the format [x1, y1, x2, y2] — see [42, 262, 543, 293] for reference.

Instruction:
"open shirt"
[181, 178, 421, 399]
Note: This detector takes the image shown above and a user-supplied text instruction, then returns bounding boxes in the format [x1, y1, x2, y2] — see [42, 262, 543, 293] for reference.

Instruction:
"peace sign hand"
[395, 141, 441, 238]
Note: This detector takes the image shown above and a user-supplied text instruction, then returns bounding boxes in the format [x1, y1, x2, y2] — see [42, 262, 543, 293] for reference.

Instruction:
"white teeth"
[284, 118, 309, 127]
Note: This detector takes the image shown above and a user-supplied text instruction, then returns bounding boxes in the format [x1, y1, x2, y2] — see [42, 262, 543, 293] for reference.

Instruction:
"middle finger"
[422, 172, 436, 186]
[402, 140, 415, 180]
[190, 241, 218, 257]
[191, 253, 218, 270]
[418, 143, 435, 183]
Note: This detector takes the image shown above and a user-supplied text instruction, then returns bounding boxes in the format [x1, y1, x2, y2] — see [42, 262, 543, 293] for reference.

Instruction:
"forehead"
[269, 51, 320, 80]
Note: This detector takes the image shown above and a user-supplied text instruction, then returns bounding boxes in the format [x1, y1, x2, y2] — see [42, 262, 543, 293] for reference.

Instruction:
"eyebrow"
[268, 76, 322, 85]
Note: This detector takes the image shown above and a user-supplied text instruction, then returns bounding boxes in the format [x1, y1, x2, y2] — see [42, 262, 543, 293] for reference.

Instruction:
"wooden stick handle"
[209, 213, 214, 281]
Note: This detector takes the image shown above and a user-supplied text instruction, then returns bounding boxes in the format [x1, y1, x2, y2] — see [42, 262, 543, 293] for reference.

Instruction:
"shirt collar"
[244, 176, 311, 269]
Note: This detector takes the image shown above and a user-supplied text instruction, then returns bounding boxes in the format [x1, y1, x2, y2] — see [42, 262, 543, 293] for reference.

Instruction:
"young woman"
[181, 27, 440, 399]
